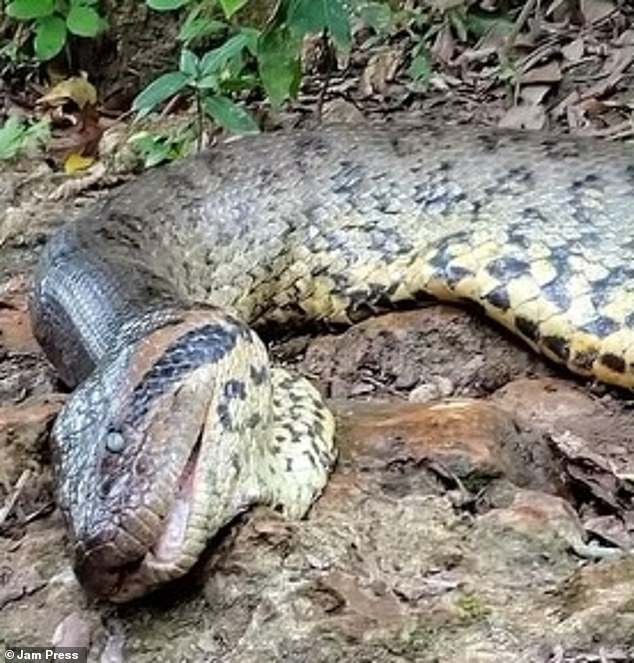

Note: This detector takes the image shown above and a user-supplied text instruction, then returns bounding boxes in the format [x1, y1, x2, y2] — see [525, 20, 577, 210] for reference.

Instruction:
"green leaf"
[464, 10, 513, 38]
[7, 0, 54, 19]
[0, 115, 49, 160]
[196, 74, 218, 89]
[240, 27, 260, 55]
[199, 33, 248, 76]
[287, 0, 351, 49]
[34, 15, 66, 60]
[408, 51, 431, 85]
[359, 2, 392, 33]
[145, 0, 188, 11]
[0, 116, 27, 160]
[204, 96, 259, 134]
[257, 27, 301, 106]
[218, 0, 247, 19]
[132, 71, 190, 115]
[179, 48, 200, 78]
[178, 7, 226, 44]
[66, 5, 101, 37]
[323, 0, 350, 49]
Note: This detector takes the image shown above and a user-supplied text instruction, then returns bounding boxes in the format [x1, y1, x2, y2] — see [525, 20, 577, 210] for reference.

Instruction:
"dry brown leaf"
[521, 61, 563, 84]
[47, 105, 103, 165]
[580, 0, 616, 24]
[562, 37, 585, 63]
[37, 76, 97, 110]
[359, 48, 402, 97]
[432, 23, 455, 65]
[520, 84, 551, 106]
[498, 104, 546, 130]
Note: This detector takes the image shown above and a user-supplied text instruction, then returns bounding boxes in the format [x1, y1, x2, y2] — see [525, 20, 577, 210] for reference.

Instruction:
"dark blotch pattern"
[123, 323, 239, 427]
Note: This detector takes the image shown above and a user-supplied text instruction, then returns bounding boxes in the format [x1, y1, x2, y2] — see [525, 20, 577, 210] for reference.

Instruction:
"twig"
[504, 0, 540, 56]
[195, 91, 204, 153]
[0, 469, 30, 529]
[316, 29, 334, 124]
[499, 0, 541, 105]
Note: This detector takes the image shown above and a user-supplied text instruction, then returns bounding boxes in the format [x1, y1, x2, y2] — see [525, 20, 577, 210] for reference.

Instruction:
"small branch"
[0, 470, 30, 530]
[504, 0, 540, 56]
[195, 90, 204, 152]
[316, 29, 334, 123]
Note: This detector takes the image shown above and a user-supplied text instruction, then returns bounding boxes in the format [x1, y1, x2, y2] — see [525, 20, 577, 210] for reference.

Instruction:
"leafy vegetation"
[0, 114, 50, 160]
[131, 0, 357, 134]
[5, 0, 107, 60]
[0, 0, 525, 160]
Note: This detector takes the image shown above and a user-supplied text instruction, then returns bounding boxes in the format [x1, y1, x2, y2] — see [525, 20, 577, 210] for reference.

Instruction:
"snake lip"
[150, 431, 202, 562]
[74, 414, 206, 601]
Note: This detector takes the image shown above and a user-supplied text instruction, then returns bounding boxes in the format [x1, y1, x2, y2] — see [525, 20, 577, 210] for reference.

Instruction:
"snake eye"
[105, 429, 125, 453]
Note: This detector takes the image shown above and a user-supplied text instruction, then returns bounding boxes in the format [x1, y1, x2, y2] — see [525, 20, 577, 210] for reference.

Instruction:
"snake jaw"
[54, 320, 232, 601]
[74, 423, 205, 601]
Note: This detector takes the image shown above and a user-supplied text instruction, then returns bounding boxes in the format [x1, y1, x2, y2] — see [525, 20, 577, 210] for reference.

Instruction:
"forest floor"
[1, 2, 634, 661]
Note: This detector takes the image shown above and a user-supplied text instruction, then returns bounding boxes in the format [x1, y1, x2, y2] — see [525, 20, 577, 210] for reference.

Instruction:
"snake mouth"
[150, 432, 202, 562]
[74, 435, 204, 601]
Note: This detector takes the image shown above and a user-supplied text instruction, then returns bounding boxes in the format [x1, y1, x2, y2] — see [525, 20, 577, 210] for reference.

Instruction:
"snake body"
[30, 123, 634, 601]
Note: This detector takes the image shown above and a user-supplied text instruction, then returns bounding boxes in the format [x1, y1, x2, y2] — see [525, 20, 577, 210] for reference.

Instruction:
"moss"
[454, 593, 492, 622]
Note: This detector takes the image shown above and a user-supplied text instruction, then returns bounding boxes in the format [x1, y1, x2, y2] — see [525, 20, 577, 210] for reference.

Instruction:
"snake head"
[52, 312, 268, 601]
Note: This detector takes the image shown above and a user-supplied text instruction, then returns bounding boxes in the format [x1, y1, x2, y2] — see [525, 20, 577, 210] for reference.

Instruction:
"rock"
[333, 399, 564, 496]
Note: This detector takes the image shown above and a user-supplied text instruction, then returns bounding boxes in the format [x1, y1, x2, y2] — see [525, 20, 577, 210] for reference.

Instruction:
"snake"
[29, 123, 634, 602]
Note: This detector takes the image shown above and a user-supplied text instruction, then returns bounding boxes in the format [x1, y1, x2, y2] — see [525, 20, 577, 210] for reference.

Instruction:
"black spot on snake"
[572, 349, 598, 372]
[250, 365, 268, 385]
[515, 315, 539, 342]
[486, 257, 531, 280]
[217, 402, 233, 430]
[542, 336, 570, 362]
[224, 379, 246, 400]
[124, 323, 239, 427]
[600, 353, 626, 374]
[484, 286, 511, 312]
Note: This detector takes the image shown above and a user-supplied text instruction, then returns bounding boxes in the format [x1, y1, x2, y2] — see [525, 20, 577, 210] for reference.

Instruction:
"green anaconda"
[30, 123, 634, 602]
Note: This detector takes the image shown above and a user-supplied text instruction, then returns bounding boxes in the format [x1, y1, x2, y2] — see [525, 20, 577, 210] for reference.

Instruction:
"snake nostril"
[101, 476, 115, 497]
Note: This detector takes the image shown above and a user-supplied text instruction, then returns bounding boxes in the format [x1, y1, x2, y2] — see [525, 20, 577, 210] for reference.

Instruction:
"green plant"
[0, 115, 50, 160]
[6, 0, 107, 60]
[133, 0, 355, 135]
[128, 126, 197, 168]
[132, 36, 261, 138]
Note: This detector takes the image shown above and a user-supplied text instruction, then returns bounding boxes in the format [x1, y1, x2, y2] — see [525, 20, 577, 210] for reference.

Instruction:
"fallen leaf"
[562, 37, 585, 63]
[47, 105, 103, 165]
[520, 60, 563, 84]
[498, 104, 546, 130]
[520, 84, 551, 106]
[580, 0, 616, 24]
[359, 48, 402, 97]
[64, 152, 95, 174]
[432, 23, 455, 65]
[37, 75, 97, 110]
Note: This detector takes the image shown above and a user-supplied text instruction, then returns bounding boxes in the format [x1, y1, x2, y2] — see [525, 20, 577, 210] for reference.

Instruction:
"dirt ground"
[2, 2, 634, 662]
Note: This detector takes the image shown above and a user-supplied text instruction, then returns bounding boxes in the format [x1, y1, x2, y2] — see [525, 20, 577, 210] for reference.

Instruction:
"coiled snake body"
[30, 124, 634, 601]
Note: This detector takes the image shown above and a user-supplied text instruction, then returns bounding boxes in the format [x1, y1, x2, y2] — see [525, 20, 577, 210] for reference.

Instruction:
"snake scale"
[30, 123, 634, 602]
